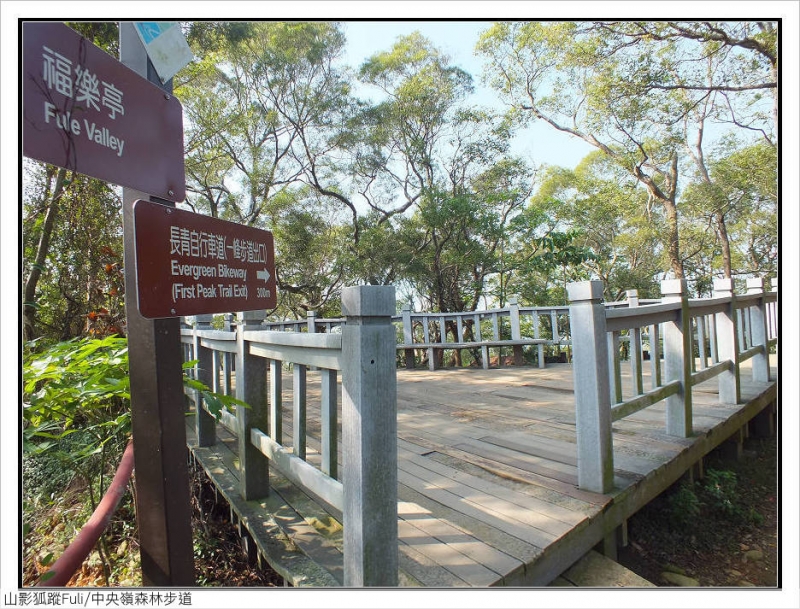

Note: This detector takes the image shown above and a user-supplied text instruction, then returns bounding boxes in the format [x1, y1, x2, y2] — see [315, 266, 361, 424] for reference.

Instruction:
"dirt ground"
[616, 434, 778, 587]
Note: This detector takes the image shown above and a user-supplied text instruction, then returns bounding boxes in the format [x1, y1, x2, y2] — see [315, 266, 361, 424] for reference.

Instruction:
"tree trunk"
[23, 167, 68, 341]
[661, 195, 685, 279]
[715, 211, 733, 278]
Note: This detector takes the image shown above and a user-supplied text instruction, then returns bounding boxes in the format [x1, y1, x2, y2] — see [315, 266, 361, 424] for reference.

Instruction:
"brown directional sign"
[22, 22, 185, 202]
[133, 200, 277, 318]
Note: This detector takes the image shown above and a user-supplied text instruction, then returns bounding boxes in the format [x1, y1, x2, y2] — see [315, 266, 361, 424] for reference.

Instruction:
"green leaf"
[183, 378, 208, 392]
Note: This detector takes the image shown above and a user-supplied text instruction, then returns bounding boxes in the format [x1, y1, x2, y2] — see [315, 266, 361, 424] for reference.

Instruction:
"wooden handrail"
[568, 277, 777, 493]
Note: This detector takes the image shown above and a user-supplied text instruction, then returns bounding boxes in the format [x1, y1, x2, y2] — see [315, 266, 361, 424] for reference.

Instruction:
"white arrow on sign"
[257, 268, 271, 283]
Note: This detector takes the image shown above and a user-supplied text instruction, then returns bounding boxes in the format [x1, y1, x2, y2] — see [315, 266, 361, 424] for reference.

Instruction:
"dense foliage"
[23, 20, 777, 340]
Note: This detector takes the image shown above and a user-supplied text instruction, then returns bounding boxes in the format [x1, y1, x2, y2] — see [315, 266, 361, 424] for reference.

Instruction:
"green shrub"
[666, 482, 701, 528]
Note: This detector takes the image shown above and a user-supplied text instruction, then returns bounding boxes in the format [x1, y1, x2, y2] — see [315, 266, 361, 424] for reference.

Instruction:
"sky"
[340, 20, 596, 170]
[2, 3, 799, 608]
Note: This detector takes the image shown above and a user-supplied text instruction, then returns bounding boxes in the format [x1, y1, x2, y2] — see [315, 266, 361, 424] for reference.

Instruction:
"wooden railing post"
[661, 279, 693, 437]
[509, 297, 524, 366]
[401, 303, 416, 369]
[341, 286, 398, 586]
[567, 281, 614, 494]
[193, 314, 216, 447]
[746, 278, 770, 383]
[769, 277, 778, 342]
[713, 278, 741, 405]
[236, 310, 269, 500]
[626, 290, 644, 396]
[533, 311, 546, 369]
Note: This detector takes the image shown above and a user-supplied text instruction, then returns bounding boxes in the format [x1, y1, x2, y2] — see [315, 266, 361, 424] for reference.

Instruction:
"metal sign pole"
[119, 23, 194, 586]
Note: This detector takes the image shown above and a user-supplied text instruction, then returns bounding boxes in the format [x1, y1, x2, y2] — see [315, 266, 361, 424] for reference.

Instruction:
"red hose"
[38, 441, 135, 586]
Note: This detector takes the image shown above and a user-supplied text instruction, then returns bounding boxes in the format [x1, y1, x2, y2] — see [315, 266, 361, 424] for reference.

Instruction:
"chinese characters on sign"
[3, 590, 193, 607]
[133, 200, 277, 318]
[42, 44, 127, 156]
[22, 22, 185, 202]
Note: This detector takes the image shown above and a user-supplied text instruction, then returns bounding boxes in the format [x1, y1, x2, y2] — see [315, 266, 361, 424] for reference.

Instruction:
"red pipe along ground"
[38, 440, 135, 586]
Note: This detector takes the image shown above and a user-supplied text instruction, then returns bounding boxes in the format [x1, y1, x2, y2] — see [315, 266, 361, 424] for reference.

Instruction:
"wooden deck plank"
[184, 357, 776, 587]
[398, 520, 500, 586]
[398, 542, 472, 587]
[398, 432, 608, 506]
[399, 457, 575, 540]
[557, 551, 656, 587]
[397, 483, 541, 570]
[399, 412, 584, 480]
[397, 466, 558, 549]
[398, 502, 524, 577]
[399, 442, 585, 527]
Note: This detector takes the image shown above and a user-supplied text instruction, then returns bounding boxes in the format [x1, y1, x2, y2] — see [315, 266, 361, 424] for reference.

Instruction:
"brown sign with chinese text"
[133, 200, 277, 318]
[22, 22, 185, 202]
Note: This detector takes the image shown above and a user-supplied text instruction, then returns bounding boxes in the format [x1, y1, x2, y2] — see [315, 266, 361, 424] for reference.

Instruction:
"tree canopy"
[22, 20, 778, 341]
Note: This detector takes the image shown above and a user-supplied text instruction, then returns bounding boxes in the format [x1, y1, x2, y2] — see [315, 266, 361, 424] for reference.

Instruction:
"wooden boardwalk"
[186, 356, 777, 587]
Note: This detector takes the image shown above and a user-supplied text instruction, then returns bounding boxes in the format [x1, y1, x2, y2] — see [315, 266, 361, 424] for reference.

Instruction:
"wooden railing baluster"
[746, 278, 770, 383]
[293, 363, 307, 460]
[269, 358, 283, 443]
[661, 279, 693, 438]
[321, 368, 338, 479]
[236, 310, 269, 501]
[194, 314, 216, 447]
[714, 278, 741, 405]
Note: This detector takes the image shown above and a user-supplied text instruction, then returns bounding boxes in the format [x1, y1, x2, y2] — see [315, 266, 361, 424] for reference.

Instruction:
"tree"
[23, 163, 68, 341]
[354, 32, 475, 221]
[267, 188, 350, 318]
[178, 22, 353, 227]
[518, 152, 663, 301]
[477, 21, 777, 281]
[23, 163, 124, 341]
[351, 33, 534, 313]
[680, 141, 777, 282]
[177, 22, 359, 317]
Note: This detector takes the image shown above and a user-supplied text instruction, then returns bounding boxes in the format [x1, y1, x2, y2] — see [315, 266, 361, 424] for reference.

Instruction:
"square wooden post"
[401, 304, 416, 369]
[509, 297, 525, 366]
[193, 314, 216, 447]
[713, 278, 741, 404]
[341, 286, 398, 586]
[306, 309, 317, 334]
[236, 310, 269, 500]
[626, 290, 644, 396]
[119, 23, 194, 587]
[567, 281, 614, 494]
[746, 278, 770, 383]
[661, 279, 693, 437]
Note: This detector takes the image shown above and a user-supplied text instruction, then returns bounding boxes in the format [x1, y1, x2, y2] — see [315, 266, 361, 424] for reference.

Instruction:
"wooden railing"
[396, 299, 571, 370]
[245, 301, 572, 371]
[181, 286, 398, 587]
[568, 277, 778, 493]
